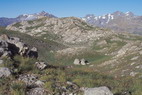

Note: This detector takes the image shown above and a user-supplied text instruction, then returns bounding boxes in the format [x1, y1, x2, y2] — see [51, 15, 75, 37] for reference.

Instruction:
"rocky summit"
[0, 11, 142, 95]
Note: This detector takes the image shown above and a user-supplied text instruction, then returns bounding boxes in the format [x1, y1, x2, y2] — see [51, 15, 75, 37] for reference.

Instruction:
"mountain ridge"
[82, 11, 142, 35]
[0, 11, 56, 26]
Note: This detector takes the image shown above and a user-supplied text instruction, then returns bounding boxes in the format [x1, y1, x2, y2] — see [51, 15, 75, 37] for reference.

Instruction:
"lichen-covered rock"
[18, 74, 44, 88]
[83, 86, 113, 95]
[18, 74, 38, 87]
[35, 62, 47, 70]
[0, 67, 11, 78]
[27, 88, 47, 95]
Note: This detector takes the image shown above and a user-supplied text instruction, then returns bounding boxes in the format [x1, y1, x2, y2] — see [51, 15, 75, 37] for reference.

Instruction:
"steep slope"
[0, 11, 56, 26]
[82, 11, 142, 35]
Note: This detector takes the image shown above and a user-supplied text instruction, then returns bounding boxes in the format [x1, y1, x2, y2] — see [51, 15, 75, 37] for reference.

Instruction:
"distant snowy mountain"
[82, 11, 142, 34]
[0, 11, 56, 26]
[82, 11, 135, 26]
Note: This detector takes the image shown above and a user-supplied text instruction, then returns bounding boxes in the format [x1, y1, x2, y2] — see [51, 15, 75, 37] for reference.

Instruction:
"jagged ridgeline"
[0, 16, 142, 95]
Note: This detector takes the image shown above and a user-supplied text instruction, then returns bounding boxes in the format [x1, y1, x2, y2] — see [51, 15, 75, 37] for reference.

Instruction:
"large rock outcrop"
[0, 34, 38, 58]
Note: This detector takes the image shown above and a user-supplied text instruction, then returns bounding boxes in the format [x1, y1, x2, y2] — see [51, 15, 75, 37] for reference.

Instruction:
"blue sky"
[0, 0, 142, 18]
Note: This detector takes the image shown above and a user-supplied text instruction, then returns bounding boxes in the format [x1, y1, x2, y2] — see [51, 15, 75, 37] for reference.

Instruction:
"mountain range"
[82, 11, 142, 35]
[1, 11, 142, 35]
[0, 11, 56, 26]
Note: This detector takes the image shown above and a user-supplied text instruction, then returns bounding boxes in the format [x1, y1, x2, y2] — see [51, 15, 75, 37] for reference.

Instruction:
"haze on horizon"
[0, 0, 142, 18]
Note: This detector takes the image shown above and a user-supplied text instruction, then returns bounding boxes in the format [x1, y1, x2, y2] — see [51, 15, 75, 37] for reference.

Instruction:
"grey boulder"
[0, 67, 11, 78]
[35, 62, 47, 70]
[83, 86, 113, 95]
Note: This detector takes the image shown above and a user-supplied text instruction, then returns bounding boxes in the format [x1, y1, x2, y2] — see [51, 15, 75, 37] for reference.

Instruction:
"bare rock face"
[83, 86, 113, 95]
[0, 67, 11, 78]
[35, 62, 47, 70]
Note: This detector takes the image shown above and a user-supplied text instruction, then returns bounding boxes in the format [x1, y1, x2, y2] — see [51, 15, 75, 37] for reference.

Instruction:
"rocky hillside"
[82, 11, 142, 35]
[6, 17, 112, 44]
[0, 11, 56, 26]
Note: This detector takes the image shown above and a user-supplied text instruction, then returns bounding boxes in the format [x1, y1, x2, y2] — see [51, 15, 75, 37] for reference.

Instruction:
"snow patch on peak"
[125, 11, 134, 17]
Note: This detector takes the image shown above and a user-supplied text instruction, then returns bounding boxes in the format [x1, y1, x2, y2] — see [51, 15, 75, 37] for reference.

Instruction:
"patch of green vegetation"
[38, 31, 61, 41]
[26, 23, 45, 30]
[11, 81, 26, 95]
[28, 20, 34, 24]
[13, 23, 22, 27]
[55, 50, 111, 66]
